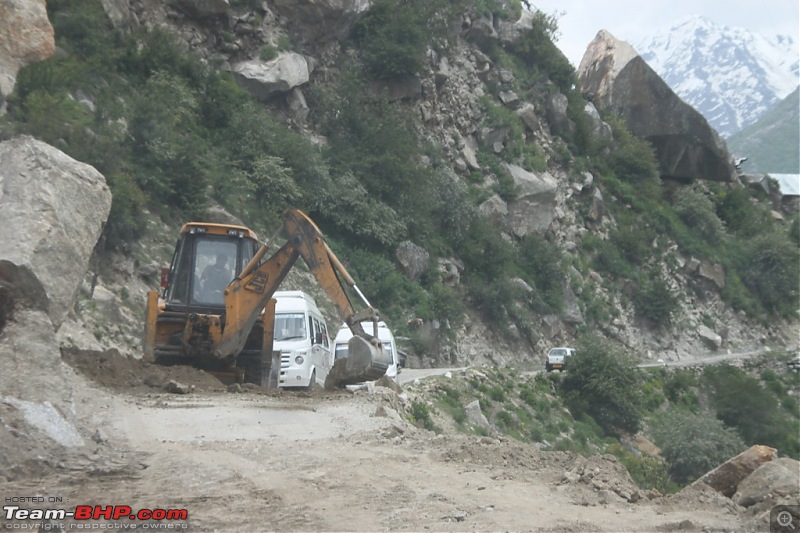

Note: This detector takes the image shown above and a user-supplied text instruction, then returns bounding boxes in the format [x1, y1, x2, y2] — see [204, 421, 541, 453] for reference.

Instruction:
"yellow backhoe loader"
[143, 208, 390, 389]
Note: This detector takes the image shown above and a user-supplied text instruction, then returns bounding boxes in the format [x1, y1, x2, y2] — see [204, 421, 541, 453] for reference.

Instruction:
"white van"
[273, 290, 332, 389]
[333, 321, 400, 380]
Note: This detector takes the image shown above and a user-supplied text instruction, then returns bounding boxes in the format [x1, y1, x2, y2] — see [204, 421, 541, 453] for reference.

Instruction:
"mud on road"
[2, 349, 752, 532]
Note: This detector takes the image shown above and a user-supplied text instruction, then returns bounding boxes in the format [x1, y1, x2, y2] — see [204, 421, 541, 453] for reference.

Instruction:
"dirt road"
[2, 350, 754, 533]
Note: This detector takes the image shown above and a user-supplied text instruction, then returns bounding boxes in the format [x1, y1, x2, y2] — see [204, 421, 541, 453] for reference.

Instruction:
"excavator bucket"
[324, 335, 392, 389]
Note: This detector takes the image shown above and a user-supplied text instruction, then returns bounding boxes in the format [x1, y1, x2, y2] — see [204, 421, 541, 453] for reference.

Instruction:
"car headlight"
[294, 355, 305, 365]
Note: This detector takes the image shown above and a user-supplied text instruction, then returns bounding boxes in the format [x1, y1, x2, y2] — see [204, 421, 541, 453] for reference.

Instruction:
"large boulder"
[232, 52, 314, 101]
[0, 136, 112, 330]
[395, 241, 430, 282]
[0, 137, 110, 481]
[577, 30, 735, 183]
[691, 444, 777, 497]
[0, 0, 55, 113]
[505, 163, 558, 237]
[733, 458, 800, 508]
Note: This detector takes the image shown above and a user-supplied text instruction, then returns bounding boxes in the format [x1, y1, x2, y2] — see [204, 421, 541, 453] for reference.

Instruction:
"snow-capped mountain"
[635, 15, 799, 138]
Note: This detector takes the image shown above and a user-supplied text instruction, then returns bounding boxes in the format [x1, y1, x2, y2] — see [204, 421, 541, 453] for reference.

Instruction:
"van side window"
[311, 318, 327, 346]
[320, 323, 329, 348]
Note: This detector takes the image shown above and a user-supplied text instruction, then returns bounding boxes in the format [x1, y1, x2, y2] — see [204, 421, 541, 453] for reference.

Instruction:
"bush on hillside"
[648, 407, 745, 484]
[509, 10, 575, 92]
[560, 336, 643, 436]
[738, 232, 799, 317]
[352, 0, 427, 80]
[633, 270, 680, 325]
[701, 365, 799, 458]
[674, 183, 727, 244]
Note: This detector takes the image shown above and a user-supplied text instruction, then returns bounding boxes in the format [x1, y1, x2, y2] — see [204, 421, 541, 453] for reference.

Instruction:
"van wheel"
[306, 370, 317, 392]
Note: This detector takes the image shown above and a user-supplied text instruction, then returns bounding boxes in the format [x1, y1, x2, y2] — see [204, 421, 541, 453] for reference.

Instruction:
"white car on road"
[545, 347, 575, 372]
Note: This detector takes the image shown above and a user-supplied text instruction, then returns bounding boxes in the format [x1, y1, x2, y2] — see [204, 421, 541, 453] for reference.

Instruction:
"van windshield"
[275, 313, 307, 341]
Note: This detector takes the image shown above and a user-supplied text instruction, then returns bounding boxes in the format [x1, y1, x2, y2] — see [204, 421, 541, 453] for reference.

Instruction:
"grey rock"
[166, 380, 192, 394]
[0, 309, 72, 407]
[691, 444, 777, 497]
[0, 136, 112, 329]
[286, 87, 310, 123]
[101, 0, 136, 32]
[479, 194, 508, 228]
[698, 261, 725, 289]
[464, 14, 498, 47]
[545, 92, 574, 137]
[465, 400, 491, 431]
[395, 241, 430, 281]
[232, 53, 314, 101]
[0, 0, 54, 113]
[584, 101, 612, 140]
[733, 458, 800, 507]
[462, 142, 480, 170]
[516, 103, 540, 133]
[499, 90, 520, 107]
[541, 315, 562, 340]
[697, 325, 722, 350]
[578, 30, 735, 183]
[497, 10, 533, 45]
[587, 188, 605, 222]
[505, 164, 558, 237]
[562, 284, 585, 325]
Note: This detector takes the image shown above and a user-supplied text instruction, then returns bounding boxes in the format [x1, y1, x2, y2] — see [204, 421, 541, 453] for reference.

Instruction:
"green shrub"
[486, 385, 506, 402]
[507, 10, 575, 92]
[603, 117, 660, 191]
[560, 336, 643, 435]
[410, 401, 438, 432]
[701, 365, 797, 456]
[259, 45, 278, 62]
[714, 186, 772, 238]
[352, 0, 426, 80]
[633, 270, 680, 325]
[608, 443, 673, 493]
[663, 369, 700, 411]
[674, 184, 727, 244]
[518, 234, 565, 313]
[738, 232, 799, 317]
[648, 408, 745, 484]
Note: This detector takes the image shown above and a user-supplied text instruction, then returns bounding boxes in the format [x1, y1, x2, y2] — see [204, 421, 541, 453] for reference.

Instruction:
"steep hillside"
[636, 15, 798, 137]
[1, 0, 797, 370]
[727, 87, 800, 173]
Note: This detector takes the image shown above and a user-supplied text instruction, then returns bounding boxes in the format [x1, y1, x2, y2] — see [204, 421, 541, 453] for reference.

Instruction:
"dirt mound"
[60, 347, 357, 398]
[61, 347, 227, 393]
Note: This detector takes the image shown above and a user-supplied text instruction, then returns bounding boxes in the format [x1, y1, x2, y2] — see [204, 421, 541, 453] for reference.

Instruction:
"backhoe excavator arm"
[215, 208, 389, 387]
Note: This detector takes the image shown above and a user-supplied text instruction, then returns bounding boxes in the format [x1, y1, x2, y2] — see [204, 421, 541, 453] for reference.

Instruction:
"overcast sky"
[530, 1, 800, 67]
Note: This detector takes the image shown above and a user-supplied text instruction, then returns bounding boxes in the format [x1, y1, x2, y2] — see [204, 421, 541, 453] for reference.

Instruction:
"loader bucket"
[324, 335, 392, 389]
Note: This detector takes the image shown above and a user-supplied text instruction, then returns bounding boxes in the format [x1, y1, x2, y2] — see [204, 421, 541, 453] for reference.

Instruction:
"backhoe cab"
[143, 208, 391, 389]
